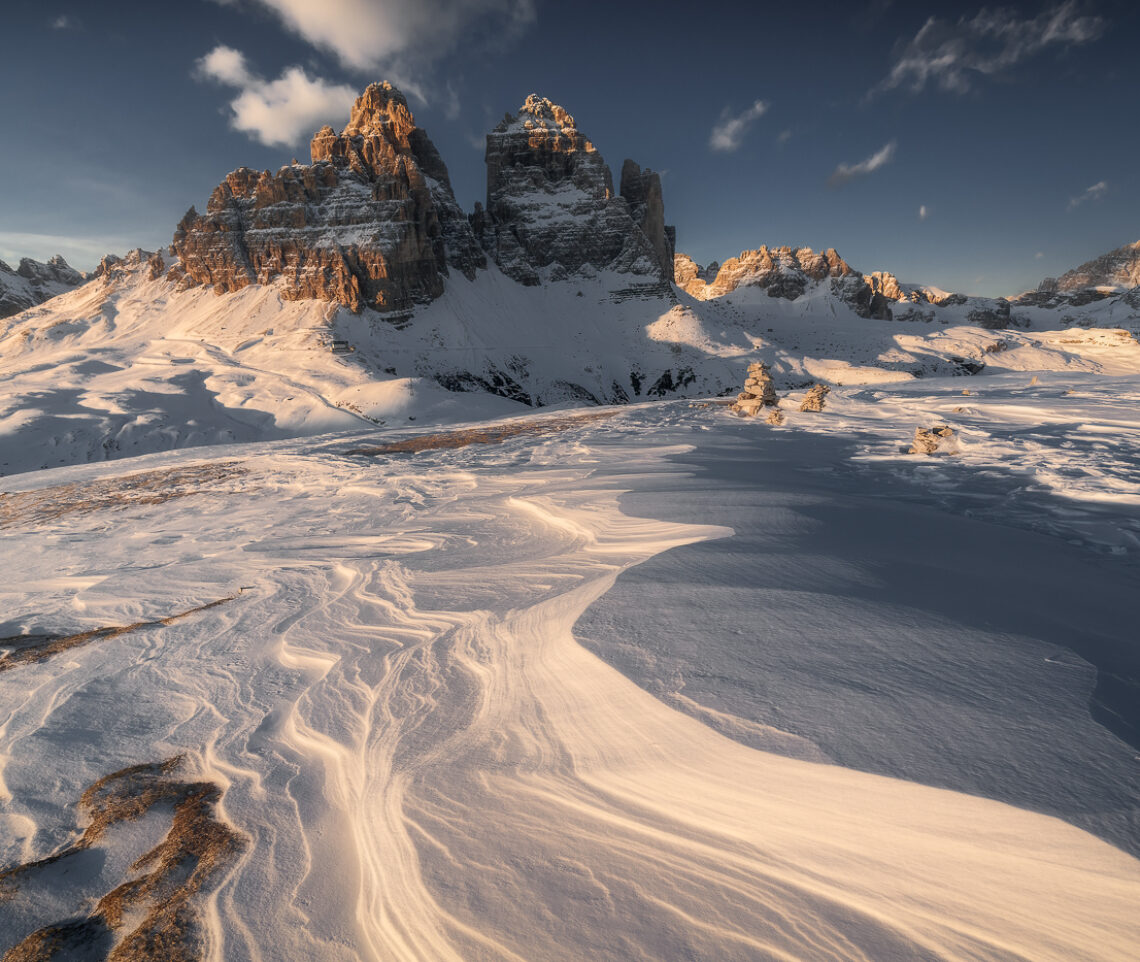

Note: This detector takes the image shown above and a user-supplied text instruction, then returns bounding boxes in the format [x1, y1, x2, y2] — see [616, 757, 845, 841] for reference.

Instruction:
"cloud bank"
[709, 100, 769, 152]
[196, 46, 357, 147]
[224, 0, 536, 72]
[873, 1, 1104, 96]
[828, 141, 897, 187]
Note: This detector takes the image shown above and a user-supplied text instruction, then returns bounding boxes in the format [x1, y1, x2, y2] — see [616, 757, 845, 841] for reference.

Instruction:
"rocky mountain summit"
[172, 86, 673, 314]
[0, 255, 87, 318]
[172, 82, 483, 314]
[472, 95, 674, 286]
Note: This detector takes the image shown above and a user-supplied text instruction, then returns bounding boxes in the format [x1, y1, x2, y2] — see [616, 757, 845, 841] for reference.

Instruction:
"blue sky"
[1, 0, 1136, 295]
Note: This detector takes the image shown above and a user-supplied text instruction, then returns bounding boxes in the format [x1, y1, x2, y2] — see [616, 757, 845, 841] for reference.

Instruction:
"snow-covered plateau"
[0, 258, 1138, 953]
[1, 384, 1138, 960]
[1, 223, 1140, 962]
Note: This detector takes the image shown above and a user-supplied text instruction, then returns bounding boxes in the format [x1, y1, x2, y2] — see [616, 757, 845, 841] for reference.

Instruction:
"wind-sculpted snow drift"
[1, 406, 1138, 960]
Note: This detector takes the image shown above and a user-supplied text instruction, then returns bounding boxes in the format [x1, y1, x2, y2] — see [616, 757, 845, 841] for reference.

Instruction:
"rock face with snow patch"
[0, 255, 87, 318]
[171, 83, 483, 314]
[1041, 240, 1140, 293]
[472, 95, 674, 285]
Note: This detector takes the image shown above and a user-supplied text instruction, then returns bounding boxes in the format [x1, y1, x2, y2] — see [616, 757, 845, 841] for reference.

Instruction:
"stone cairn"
[799, 383, 830, 412]
[730, 361, 780, 417]
[909, 425, 957, 455]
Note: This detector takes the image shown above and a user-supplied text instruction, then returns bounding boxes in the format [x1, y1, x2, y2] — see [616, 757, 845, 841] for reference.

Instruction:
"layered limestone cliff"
[171, 83, 483, 314]
[472, 95, 674, 285]
[0, 255, 87, 318]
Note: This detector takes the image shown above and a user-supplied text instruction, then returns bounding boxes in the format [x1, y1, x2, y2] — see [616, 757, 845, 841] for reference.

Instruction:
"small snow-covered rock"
[909, 425, 957, 455]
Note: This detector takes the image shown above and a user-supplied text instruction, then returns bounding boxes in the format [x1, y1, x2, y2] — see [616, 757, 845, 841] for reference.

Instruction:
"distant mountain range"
[0, 255, 86, 318]
[1, 83, 1138, 472]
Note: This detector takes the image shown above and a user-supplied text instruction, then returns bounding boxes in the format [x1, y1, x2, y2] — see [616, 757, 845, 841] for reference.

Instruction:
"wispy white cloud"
[709, 100, 769, 152]
[872, 1, 1104, 97]
[776, 129, 792, 147]
[223, 0, 535, 74]
[919, 204, 928, 220]
[1035, 251, 1045, 258]
[828, 140, 897, 187]
[51, 14, 80, 29]
[196, 45, 357, 148]
[1067, 180, 1108, 210]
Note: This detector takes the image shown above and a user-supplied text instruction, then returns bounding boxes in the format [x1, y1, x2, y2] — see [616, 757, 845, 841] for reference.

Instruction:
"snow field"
[1, 409, 1138, 960]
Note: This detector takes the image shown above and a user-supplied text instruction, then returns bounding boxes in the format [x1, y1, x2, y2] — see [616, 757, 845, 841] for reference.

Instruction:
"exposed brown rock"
[864, 270, 904, 302]
[171, 82, 483, 314]
[673, 253, 703, 292]
[0, 758, 245, 962]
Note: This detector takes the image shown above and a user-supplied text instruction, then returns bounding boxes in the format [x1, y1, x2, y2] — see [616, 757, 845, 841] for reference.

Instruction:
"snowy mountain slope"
[4, 246, 1139, 476]
[1, 404, 1138, 960]
[0, 252, 522, 475]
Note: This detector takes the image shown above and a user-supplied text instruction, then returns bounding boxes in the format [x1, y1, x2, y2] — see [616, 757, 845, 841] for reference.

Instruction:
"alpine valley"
[1, 83, 1138, 962]
[2, 83, 1138, 473]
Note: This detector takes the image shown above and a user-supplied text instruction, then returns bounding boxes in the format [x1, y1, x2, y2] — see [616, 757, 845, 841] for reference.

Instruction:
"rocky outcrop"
[0, 255, 87, 318]
[1042, 240, 1140, 293]
[92, 248, 163, 284]
[967, 299, 1012, 329]
[473, 95, 673, 285]
[171, 82, 483, 313]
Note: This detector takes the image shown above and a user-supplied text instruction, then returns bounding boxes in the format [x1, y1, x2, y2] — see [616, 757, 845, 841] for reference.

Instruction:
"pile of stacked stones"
[730, 362, 783, 422]
[799, 383, 830, 412]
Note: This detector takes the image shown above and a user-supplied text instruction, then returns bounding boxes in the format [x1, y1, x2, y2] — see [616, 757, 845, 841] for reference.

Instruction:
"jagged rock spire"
[172, 82, 483, 314]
